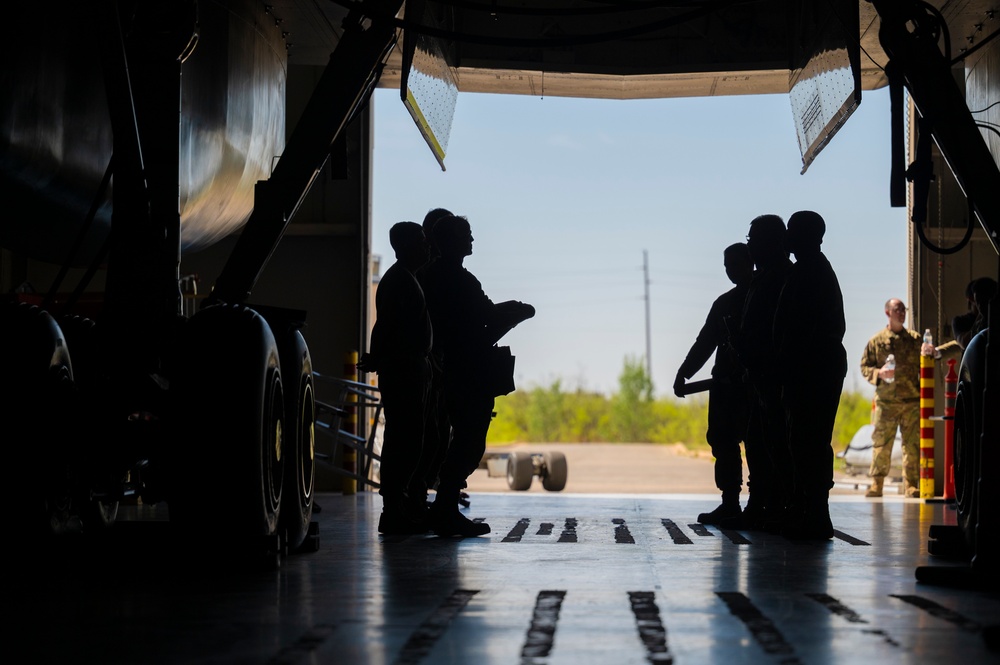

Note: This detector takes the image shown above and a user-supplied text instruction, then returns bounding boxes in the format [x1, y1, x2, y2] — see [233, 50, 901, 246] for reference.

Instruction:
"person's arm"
[675, 300, 724, 396]
[486, 300, 535, 345]
[936, 339, 963, 366]
[860, 337, 881, 386]
[678, 318, 717, 381]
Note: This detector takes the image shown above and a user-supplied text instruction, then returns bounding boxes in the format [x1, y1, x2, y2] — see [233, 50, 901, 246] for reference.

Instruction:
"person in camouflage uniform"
[859, 298, 934, 498]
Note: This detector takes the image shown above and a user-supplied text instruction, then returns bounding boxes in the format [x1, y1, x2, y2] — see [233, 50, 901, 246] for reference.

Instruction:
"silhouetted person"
[735, 214, 791, 531]
[362, 221, 432, 535]
[952, 280, 981, 351]
[773, 210, 847, 540]
[416, 207, 455, 499]
[968, 276, 997, 343]
[421, 215, 535, 537]
[937, 278, 991, 362]
[674, 243, 753, 527]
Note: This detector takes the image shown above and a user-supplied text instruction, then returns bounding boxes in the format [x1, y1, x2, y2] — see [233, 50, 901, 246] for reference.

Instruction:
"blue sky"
[371, 86, 908, 398]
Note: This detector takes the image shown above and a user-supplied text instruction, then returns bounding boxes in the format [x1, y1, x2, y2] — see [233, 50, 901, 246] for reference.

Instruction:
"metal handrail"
[313, 372, 383, 490]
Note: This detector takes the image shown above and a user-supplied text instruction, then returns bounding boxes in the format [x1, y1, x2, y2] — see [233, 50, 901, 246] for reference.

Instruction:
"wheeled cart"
[481, 451, 568, 492]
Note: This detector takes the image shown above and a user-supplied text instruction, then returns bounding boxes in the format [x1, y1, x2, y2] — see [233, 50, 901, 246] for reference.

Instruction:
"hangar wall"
[908, 39, 1000, 494]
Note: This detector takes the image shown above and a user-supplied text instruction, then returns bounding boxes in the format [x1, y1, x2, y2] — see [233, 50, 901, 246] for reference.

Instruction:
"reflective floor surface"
[12, 492, 1000, 664]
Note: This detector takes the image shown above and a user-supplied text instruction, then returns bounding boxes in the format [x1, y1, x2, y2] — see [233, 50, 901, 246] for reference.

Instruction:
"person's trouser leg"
[787, 376, 842, 498]
[742, 393, 775, 528]
[378, 367, 427, 498]
[783, 374, 842, 538]
[377, 359, 430, 532]
[436, 386, 493, 495]
[699, 383, 748, 525]
[759, 381, 790, 526]
[706, 383, 748, 496]
[429, 377, 493, 537]
[421, 366, 451, 493]
[869, 400, 901, 480]
[898, 399, 921, 490]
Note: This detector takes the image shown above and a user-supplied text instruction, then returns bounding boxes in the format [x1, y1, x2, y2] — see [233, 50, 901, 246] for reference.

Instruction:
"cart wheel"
[506, 451, 533, 491]
[541, 452, 568, 491]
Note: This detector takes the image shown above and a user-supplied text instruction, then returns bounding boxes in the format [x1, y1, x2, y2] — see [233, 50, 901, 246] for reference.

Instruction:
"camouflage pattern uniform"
[859, 327, 923, 485]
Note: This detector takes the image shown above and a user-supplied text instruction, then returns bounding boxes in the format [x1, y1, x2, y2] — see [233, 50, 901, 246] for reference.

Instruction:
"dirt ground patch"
[467, 442, 872, 496]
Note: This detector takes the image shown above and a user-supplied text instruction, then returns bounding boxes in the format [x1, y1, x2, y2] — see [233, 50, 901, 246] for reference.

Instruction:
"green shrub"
[488, 357, 875, 453]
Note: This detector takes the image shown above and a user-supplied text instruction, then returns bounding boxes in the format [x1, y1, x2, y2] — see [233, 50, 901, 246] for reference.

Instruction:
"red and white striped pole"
[943, 358, 958, 501]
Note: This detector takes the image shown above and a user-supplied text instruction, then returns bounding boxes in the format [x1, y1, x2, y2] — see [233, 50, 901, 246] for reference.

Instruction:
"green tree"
[832, 391, 874, 450]
[487, 367, 878, 473]
[650, 396, 709, 446]
[563, 390, 611, 442]
[488, 391, 530, 443]
[608, 356, 656, 442]
[525, 380, 567, 442]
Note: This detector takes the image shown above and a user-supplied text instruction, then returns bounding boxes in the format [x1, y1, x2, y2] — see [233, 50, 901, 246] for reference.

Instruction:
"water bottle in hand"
[883, 354, 896, 383]
[922, 329, 937, 357]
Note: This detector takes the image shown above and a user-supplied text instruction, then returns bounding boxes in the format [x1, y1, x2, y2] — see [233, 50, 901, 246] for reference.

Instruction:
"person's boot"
[904, 479, 920, 498]
[400, 489, 430, 530]
[698, 492, 742, 528]
[782, 497, 834, 541]
[738, 497, 766, 530]
[378, 495, 429, 535]
[761, 503, 787, 534]
[865, 476, 884, 498]
[429, 489, 490, 537]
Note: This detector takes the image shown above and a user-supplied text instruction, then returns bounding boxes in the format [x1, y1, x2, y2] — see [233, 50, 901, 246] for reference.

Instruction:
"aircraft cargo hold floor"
[14, 492, 1000, 664]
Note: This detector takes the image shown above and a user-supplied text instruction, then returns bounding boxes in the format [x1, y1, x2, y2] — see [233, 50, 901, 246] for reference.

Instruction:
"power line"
[644, 249, 652, 380]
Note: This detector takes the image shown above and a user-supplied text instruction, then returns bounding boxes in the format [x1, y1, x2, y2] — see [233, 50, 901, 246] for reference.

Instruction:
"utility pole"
[643, 249, 652, 380]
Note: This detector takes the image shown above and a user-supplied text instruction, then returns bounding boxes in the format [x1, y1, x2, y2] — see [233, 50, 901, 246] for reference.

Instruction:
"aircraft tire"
[58, 314, 122, 534]
[506, 451, 533, 491]
[954, 330, 987, 558]
[275, 328, 316, 553]
[541, 452, 568, 492]
[953, 381, 978, 554]
[169, 304, 284, 557]
[1, 302, 77, 538]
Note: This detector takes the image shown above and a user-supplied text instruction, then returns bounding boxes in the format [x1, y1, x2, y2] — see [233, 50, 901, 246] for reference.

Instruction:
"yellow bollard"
[919, 354, 935, 499]
[342, 350, 358, 495]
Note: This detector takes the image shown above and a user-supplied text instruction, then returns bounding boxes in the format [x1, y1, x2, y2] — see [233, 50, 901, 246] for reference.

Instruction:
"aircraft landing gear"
[2, 302, 78, 539]
[169, 304, 285, 564]
[273, 322, 318, 554]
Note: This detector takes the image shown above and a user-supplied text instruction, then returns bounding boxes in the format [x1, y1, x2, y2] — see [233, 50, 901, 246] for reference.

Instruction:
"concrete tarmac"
[469, 442, 885, 497]
[23, 491, 995, 665]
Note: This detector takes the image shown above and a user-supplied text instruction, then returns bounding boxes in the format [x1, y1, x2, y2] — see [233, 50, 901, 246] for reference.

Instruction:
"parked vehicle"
[838, 424, 903, 481]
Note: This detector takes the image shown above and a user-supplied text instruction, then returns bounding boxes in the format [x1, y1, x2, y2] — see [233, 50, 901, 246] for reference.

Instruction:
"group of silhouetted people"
[361, 209, 535, 537]
[675, 211, 847, 540]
